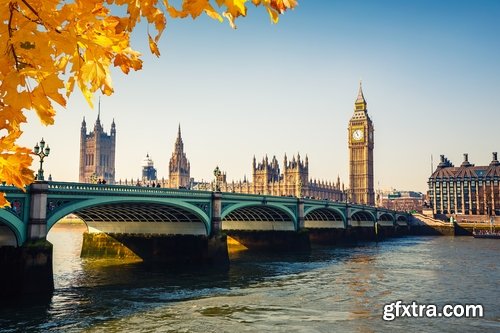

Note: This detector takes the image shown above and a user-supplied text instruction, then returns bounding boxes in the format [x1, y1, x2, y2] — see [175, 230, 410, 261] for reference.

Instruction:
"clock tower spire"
[348, 81, 375, 205]
[355, 80, 367, 111]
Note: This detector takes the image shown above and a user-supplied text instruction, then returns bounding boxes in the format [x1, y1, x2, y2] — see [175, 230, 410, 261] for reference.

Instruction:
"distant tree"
[0, 0, 297, 206]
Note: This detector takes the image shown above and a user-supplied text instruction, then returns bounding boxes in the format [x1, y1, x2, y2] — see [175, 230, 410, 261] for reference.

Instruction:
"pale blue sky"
[20, 0, 500, 192]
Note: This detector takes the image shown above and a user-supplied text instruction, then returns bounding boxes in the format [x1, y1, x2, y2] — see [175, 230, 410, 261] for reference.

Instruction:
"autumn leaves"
[0, 0, 297, 206]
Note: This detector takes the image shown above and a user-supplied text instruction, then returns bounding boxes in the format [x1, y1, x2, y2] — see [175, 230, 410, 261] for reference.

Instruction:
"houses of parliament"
[79, 83, 375, 205]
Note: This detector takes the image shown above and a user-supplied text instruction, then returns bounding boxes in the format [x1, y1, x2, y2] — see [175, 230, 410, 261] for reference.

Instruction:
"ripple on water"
[2, 227, 500, 332]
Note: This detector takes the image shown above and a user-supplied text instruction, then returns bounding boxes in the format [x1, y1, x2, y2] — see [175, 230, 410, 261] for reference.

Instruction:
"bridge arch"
[221, 203, 297, 231]
[396, 215, 408, 225]
[0, 210, 25, 246]
[46, 197, 211, 236]
[304, 207, 347, 229]
[350, 210, 376, 225]
[377, 212, 396, 227]
[378, 213, 394, 221]
[378, 213, 395, 222]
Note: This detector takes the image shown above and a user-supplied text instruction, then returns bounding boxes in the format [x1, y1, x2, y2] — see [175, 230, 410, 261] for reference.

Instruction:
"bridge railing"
[221, 192, 299, 204]
[302, 198, 347, 206]
[0, 184, 26, 194]
[46, 182, 214, 198]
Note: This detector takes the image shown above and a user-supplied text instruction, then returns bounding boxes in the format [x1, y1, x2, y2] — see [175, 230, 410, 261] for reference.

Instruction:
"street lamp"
[33, 138, 50, 181]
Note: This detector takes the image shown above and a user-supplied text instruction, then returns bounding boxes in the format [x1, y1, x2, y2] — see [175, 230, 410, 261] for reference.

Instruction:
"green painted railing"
[47, 182, 213, 198]
[0, 184, 26, 194]
[0, 182, 409, 218]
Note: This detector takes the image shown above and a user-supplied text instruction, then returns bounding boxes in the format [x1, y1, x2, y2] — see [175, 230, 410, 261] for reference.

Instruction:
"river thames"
[0, 224, 499, 332]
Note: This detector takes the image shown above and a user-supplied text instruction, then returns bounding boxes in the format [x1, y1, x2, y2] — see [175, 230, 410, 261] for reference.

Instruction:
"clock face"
[352, 129, 364, 141]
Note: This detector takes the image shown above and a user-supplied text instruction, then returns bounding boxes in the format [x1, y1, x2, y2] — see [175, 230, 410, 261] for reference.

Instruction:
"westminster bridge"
[0, 181, 409, 297]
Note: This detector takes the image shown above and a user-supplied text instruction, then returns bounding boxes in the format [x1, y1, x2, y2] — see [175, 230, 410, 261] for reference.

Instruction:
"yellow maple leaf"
[0, 0, 298, 207]
[148, 34, 161, 57]
[266, 7, 279, 23]
[38, 73, 67, 107]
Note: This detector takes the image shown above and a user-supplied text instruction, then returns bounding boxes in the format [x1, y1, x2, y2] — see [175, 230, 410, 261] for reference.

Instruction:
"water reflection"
[1, 225, 500, 332]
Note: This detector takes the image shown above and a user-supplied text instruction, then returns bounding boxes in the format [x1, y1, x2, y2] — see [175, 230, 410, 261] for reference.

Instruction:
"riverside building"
[428, 153, 500, 216]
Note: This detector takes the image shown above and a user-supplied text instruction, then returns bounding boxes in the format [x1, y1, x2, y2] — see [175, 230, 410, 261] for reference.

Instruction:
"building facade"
[79, 113, 116, 184]
[195, 154, 345, 200]
[378, 190, 425, 212]
[168, 125, 191, 189]
[348, 82, 375, 205]
[428, 153, 500, 216]
[141, 154, 157, 182]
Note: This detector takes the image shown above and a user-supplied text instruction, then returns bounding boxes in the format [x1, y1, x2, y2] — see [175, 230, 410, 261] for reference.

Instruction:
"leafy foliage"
[0, 0, 297, 206]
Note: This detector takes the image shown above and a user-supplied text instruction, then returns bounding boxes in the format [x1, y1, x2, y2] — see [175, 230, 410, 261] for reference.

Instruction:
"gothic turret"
[79, 110, 116, 184]
[94, 103, 103, 132]
[81, 117, 87, 132]
[175, 124, 183, 152]
[168, 125, 190, 189]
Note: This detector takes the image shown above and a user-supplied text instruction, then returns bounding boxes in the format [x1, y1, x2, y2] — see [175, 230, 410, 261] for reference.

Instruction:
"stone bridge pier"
[0, 182, 54, 298]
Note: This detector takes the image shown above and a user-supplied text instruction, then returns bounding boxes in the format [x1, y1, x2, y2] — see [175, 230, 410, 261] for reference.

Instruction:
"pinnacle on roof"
[354, 80, 368, 112]
[356, 80, 366, 104]
[97, 96, 101, 122]
[175, 124, 183, 145]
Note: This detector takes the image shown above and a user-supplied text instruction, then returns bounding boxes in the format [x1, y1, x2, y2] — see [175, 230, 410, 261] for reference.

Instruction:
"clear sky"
[19, 0, 500, 193]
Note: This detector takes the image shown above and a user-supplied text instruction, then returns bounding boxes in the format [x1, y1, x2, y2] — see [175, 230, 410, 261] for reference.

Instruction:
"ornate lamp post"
[33, 138, 50, 181]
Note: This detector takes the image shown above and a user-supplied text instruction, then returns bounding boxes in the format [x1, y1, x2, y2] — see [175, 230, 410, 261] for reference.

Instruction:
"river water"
[0, 224, 499, 332]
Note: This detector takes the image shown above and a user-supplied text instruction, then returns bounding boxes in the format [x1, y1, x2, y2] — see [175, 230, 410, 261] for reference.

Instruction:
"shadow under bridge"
[70, 202, 209, 236]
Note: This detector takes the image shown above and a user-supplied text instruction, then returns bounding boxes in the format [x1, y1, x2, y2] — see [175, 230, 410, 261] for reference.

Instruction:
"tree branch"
[21, 0, 61, 33]
[8, 3, 20, 70]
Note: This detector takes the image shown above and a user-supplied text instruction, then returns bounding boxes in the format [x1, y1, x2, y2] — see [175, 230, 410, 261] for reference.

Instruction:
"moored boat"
[473, 230, 500, 239]
[472, 217, 500, 239]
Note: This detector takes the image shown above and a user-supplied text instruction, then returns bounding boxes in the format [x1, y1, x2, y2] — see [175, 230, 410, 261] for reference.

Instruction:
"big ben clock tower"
[348, 82, 375, 205]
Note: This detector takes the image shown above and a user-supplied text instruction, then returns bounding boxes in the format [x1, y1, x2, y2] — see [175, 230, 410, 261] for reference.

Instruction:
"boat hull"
[473, 232, 500, 239]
